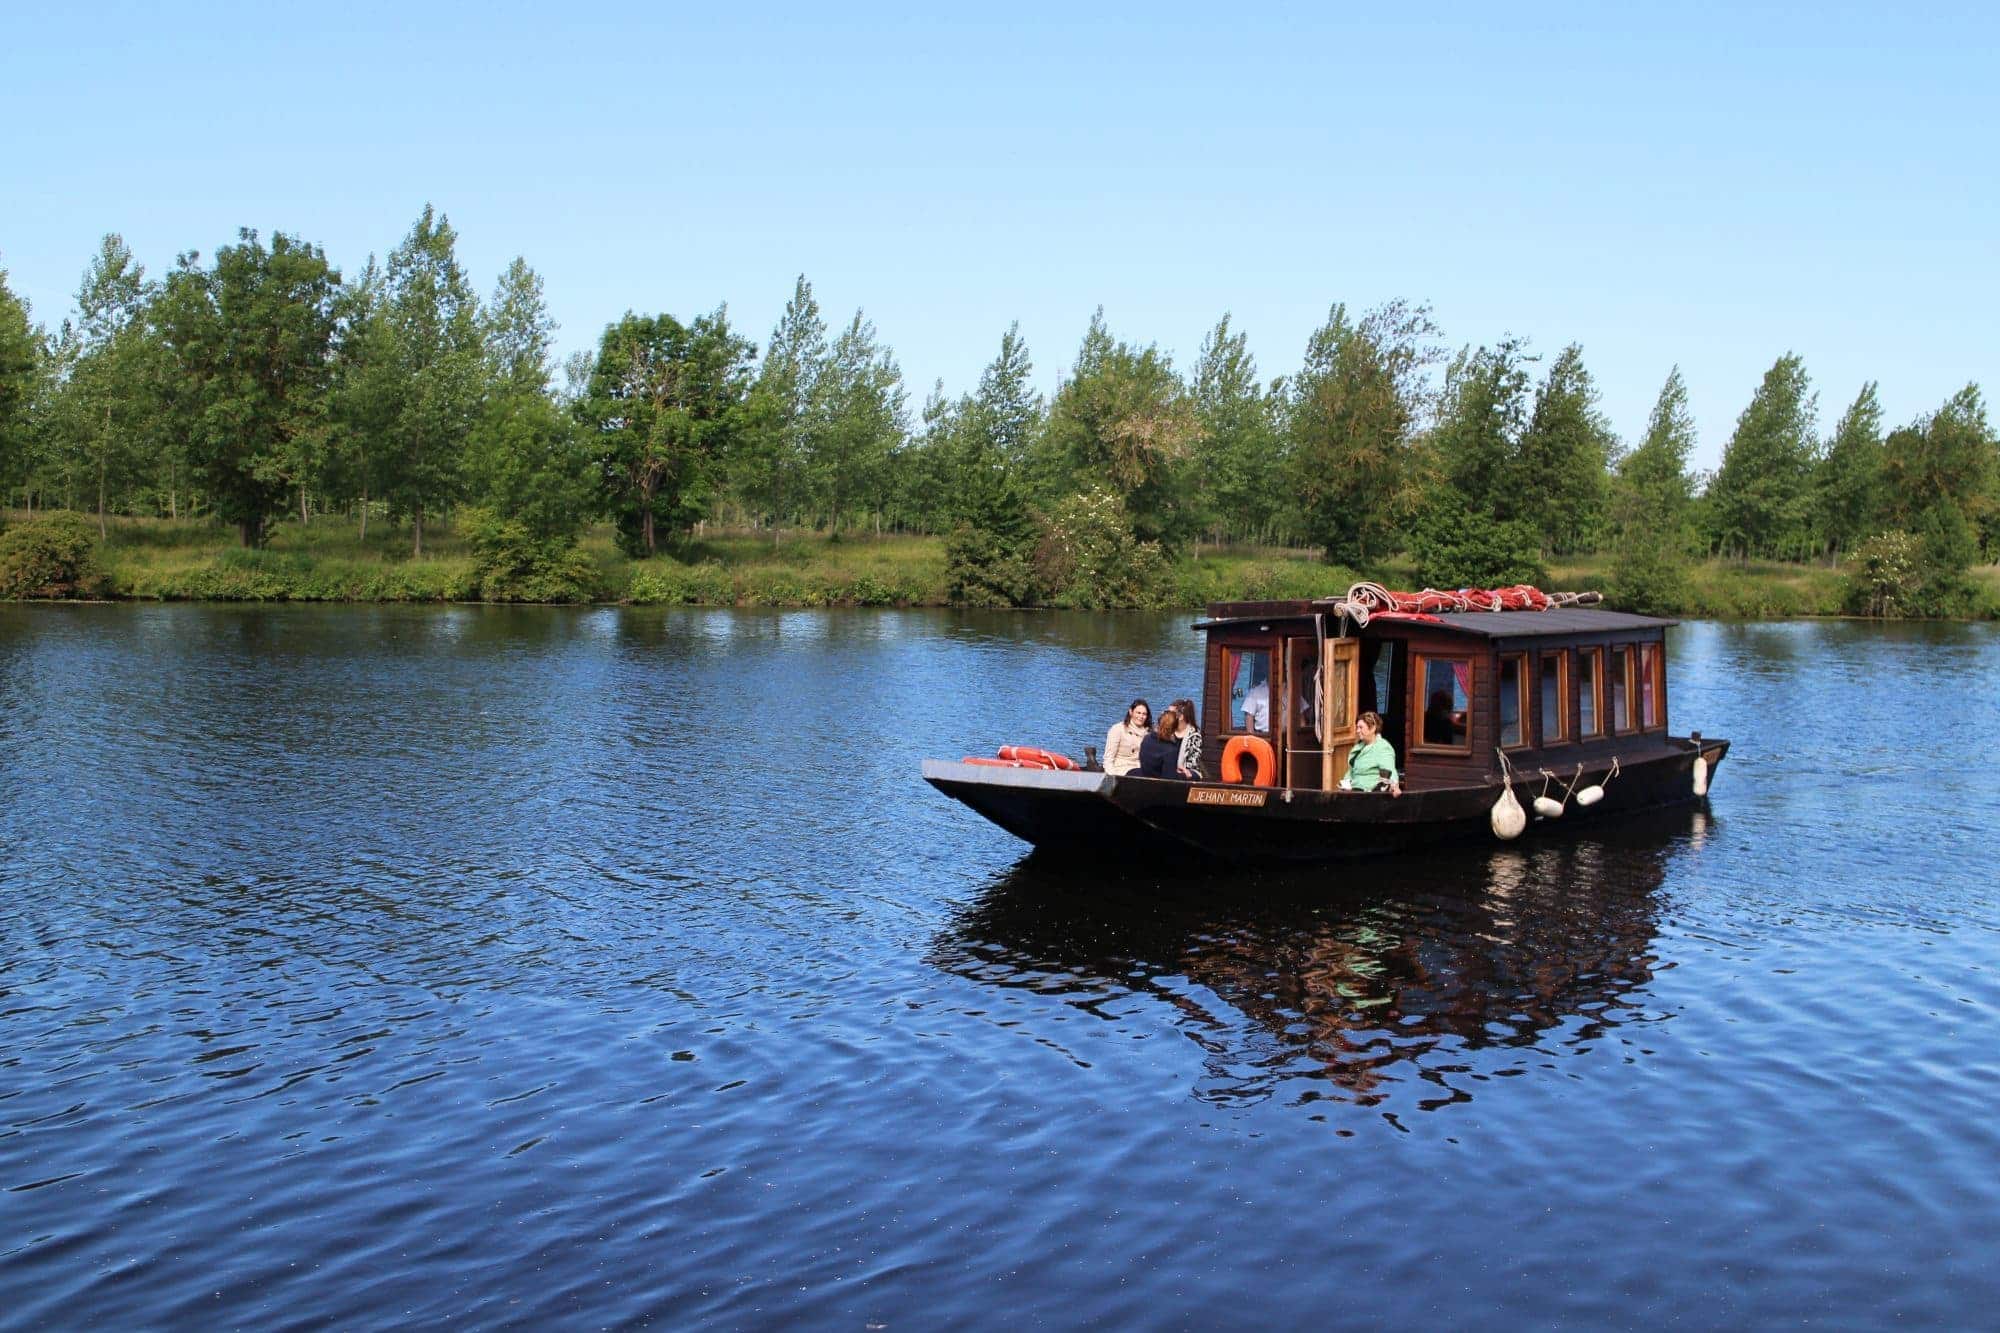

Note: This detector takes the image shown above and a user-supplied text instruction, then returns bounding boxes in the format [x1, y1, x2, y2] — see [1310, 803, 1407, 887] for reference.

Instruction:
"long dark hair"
[1172, 697, 1198, 732]
[1125, 698, 1151, 728]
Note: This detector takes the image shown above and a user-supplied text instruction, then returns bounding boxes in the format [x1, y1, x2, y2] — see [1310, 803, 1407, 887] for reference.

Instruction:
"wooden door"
[1321, 638, 1360, 789]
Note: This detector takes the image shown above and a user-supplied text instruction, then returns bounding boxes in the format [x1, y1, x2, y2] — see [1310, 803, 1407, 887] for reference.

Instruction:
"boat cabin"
[1195, 598, 1678, 791]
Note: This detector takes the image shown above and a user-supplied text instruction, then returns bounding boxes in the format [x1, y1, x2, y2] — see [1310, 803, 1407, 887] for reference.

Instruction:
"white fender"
[1692, 754, 1710, 796]
[1533, 796, 1564, 819]
[1575, 784, 1604, 807]
[1491, 786, 1527, 840]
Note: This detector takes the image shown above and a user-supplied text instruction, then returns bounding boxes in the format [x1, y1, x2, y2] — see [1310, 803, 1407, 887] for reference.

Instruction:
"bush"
[1034, 487, 1173, 609]
[945, 521, 1039, 607]
[0, 512, 108, 599]
[461, 507, 599, 603]
[1609, 537, 1691, 616]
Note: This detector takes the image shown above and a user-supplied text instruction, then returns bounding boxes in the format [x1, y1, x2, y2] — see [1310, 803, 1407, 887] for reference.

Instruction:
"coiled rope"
[1331, 582, 1604, 628]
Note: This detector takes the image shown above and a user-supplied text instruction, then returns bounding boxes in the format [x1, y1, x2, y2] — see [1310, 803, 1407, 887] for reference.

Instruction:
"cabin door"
[1279, 636, 1355, 790]
[1322, 638, 1361, 789]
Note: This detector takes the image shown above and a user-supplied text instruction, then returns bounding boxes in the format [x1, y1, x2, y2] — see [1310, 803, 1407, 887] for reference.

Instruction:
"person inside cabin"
[1171, 697, 1203, 779]
[1423, 689, 1465, 746]
[1137, 706, 1185, 779]
[1342, 710, 1402, 796]
[1242, 673, 1270, 734]
[1104, 698, 1150, 776]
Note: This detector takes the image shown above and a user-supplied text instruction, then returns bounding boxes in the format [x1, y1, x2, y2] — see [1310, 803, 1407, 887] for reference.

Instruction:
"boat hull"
[923, 739, 1728, 864]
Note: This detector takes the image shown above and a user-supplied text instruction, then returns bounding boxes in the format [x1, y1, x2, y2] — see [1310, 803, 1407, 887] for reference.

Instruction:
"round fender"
[1219, 735, 1277, 787]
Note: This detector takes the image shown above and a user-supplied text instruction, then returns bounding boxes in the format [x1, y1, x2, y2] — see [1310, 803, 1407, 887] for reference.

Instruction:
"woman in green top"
[1344, 710, 1402, 796]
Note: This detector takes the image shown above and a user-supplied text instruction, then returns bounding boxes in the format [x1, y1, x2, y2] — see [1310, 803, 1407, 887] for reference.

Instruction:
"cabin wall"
[1497, 628, 1671, 770]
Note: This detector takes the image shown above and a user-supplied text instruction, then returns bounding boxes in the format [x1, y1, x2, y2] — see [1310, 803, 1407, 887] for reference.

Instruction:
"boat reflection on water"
[934, 808, 1714, 1116]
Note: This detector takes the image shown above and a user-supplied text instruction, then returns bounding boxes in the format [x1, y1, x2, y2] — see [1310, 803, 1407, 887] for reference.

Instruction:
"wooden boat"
[923, 587, 1729, 863]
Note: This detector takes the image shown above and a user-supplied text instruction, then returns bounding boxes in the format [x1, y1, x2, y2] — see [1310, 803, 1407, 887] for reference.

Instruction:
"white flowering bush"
[1034, 487, 1172, 609]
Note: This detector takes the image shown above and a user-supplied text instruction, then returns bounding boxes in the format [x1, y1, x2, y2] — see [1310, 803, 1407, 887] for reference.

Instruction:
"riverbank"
[8, 511, 1998, 616]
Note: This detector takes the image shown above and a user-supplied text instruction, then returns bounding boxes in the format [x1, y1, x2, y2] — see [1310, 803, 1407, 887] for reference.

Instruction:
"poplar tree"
[1610, 368, 1699, 612]
[1707, 353, 1816, 559]
[0, 267, 41, 506]
[1516, 344, 1614, 555]
[1039, 308, 1203, 548]
[378, 206, 483, 555]
[1284, 301, 1440, 562]
[1811, 382, 1883, 562]
[805, 311, 906, 537]
[1191, 314, 1282, 544]
[65, 235, 150, 534]
[738, 275, 826, 543]
[468, 257, 591, 544]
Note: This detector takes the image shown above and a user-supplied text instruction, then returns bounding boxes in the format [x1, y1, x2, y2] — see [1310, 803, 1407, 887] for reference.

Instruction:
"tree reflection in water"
[933, 810, 1712, 1117]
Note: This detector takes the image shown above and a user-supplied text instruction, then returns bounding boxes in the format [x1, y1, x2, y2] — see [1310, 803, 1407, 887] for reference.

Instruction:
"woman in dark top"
[1136, 706, 1186, 779]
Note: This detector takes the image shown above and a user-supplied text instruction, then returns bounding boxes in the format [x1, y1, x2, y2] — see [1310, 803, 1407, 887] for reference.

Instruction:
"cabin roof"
[1194, 606, 1677, 637]
[1422, 608, 1677, 638]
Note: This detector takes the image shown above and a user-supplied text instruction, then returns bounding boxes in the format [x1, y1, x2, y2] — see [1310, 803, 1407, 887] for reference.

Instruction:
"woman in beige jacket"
[1103, 699, 1151, 776]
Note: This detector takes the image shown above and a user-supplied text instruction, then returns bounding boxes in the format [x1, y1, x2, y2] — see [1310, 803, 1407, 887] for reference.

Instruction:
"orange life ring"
[998, 745, 1078, 771]
[1219, 735, 1277, 787]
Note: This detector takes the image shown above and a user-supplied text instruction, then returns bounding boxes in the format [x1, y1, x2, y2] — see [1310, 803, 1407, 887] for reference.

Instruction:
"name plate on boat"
[1187, 786, 1269, 808]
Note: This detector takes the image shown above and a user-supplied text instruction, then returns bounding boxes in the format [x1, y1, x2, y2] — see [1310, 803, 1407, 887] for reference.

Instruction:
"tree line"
[1, 209, 1994, 612]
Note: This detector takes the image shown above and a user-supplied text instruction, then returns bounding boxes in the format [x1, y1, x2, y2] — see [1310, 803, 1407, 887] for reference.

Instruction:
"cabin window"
[1221, 647, 1272, 734]
[1414, 655, 1472, 753]
[1578, 648, 1603, 738]
[1639, 642, 1664, 730]
[1609, 646, 1633, 733]
[1498, 654, 1528, 748]
[1538, 651, 1570, 745]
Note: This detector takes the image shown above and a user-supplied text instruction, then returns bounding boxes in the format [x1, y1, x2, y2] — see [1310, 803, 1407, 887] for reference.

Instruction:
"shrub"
[0, 512, 108, 599]
[461, 507, 598, 603]
[1034, 487, 1172, 609]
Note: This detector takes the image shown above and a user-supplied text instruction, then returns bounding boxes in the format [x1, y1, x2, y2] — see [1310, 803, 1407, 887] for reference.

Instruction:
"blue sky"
[6, 1, 1995, 470]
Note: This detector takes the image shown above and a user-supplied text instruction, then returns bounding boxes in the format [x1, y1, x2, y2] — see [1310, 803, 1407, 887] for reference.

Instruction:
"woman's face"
[1128, 703, 1149, 728]
[1356, 718, 1379, 744]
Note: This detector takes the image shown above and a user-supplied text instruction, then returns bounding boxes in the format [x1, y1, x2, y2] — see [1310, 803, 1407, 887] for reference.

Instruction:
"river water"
[1, 605, 1995, 1327]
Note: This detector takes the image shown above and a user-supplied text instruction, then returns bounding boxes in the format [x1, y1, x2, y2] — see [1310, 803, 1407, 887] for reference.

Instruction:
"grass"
[9, 509, 1996, 616]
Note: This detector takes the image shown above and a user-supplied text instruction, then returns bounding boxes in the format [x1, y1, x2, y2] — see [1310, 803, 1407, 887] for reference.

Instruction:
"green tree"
[1432, 336, 1536, 514]
[1609, 367, 1699, 612]
[580, 307, 755, 556]
[1284, 301, 1440, 563]
[153, 229, 340, 547]
[1707, 353, 1816, 559]
[1880, 384, 1996, 581]
[465, 256, 593, 546]
[1516, 344, 1613, 555]
[327, 257, 395, 541]
[377, 206, 484, 554]
[1191, 313, 1283, 544]
[805, 311, 906, 537]
[0, 266, 43, 506]
[736, 275, 826, 544]
[1811, 382, 1884, 563]
[64, 235, 152, 535]
[1038, 308, 1203, 548]
[942, 328, 1044, 604]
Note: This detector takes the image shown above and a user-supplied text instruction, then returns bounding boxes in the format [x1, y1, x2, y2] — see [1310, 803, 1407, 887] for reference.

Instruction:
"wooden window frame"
[1609, 644, 1637, 735]
[1218, 644, 1274, 736]
[1537, 649, 1571, 746]
[1411, 652, 1475, 756]
[1577, 647, 1605, 739]
[1498, 652, 1530, 750]
[1639, 641, 1666, 731]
